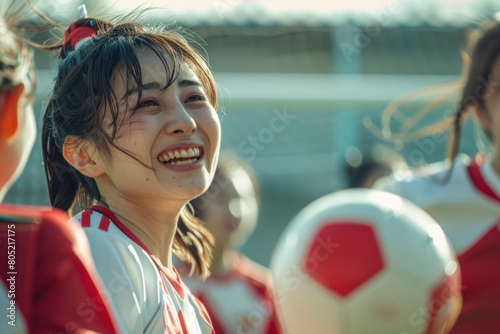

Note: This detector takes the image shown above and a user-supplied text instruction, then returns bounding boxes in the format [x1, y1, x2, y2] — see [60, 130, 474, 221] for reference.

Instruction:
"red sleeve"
[0, 205, 119, 333]
[34, 209, 118, 333]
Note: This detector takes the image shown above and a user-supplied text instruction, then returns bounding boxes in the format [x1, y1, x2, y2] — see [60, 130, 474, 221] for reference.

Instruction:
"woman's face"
[95, 50, 221, 206]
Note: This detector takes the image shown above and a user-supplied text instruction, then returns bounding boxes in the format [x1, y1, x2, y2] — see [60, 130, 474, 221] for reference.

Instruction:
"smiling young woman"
[39, 14, 221, 333]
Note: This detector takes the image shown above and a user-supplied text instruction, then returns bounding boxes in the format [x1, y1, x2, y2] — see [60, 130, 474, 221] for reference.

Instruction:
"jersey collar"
[88, 205, 183, 285]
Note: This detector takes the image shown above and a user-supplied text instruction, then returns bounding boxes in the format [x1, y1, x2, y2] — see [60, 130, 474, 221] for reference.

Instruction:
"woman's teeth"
[158, 148, 201, 164]
[168, 158, 198, 165]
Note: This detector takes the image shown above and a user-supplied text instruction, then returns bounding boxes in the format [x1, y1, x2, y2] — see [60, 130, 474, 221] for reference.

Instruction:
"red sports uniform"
[181, 254, 284, 334]
[0, 204, 118, 333]
[376, 154, 500, 333]
[73, 205, 214, 334]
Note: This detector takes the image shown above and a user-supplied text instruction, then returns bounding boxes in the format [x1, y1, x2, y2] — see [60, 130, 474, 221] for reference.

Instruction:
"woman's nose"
[164, 102, 197, 135]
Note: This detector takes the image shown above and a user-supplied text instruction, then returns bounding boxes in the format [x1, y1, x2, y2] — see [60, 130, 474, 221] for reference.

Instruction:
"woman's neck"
[97, 197, 183, 269]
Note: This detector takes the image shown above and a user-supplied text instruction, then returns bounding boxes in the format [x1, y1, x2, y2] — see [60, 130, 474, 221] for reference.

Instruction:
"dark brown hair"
[40, 16, 216, 278]
[449, 22, 500, 162]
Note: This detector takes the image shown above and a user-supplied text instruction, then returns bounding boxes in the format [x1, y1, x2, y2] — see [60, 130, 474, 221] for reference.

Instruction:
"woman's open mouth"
[158, 147, 202, 166]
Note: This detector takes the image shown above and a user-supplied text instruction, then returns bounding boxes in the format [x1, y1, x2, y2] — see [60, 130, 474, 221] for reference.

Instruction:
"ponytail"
[439, 106, 470, 182]
[447, 107, 470, 162]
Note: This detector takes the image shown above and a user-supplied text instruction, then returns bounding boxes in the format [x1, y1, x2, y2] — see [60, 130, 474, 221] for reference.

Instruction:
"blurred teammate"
[0, 5, 117, 333]
[375, 21, 500, 333]
[39, 9, 220, 333]
[180, 153, 285, 334]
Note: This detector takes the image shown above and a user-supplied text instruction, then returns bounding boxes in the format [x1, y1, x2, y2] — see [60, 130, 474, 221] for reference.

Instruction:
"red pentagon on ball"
[301, 222, 385, 297]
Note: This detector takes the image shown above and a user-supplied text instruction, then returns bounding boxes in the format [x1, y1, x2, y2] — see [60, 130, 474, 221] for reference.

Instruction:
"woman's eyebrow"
[121, 79, 203, 101]
[178, 79, 203, 88]
[122, 82, 161, 101]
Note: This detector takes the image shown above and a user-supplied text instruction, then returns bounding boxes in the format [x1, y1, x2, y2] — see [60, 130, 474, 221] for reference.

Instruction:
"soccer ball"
[270, 189, 461, 334]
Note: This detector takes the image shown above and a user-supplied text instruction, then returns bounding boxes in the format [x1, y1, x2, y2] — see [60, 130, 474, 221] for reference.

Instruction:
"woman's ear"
[62, 136, 105, 178]
[0, 84, 25, 141]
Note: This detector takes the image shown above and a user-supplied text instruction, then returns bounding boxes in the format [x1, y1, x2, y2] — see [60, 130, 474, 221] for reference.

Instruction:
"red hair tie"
[63, 19, 99, 52]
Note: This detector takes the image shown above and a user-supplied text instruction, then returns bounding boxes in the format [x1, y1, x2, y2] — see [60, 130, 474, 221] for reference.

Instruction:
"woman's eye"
[185, 94, 206, 103]
[137, 99, 159, 108]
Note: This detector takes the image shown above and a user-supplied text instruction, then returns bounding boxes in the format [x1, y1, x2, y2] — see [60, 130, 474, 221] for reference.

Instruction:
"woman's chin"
[175, 184, 211, 202]
[191, 179, 214, 197]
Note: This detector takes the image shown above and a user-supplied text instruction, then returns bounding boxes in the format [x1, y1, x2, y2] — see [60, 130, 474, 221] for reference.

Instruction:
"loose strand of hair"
[395, 116, 455, 143]
[381, 80, 462, 140]
[396, 90, 459, 138]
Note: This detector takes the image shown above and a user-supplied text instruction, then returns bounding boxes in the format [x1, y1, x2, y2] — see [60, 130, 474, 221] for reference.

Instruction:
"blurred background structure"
[5, 0, 500, 266]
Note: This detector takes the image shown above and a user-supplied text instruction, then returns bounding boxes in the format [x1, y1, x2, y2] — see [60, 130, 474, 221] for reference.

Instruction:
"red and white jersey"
[0, 204, 118, 334]
[180, 254, 284, 334]
[73, 205, 214, 334]
[375, 154, 500, 333]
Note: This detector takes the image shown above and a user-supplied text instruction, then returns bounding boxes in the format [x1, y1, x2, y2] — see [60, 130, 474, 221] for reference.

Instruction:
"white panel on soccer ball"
[375, 197, 457, 287]
[274, 277, 347, 334]
[345, 272, 429, 334]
